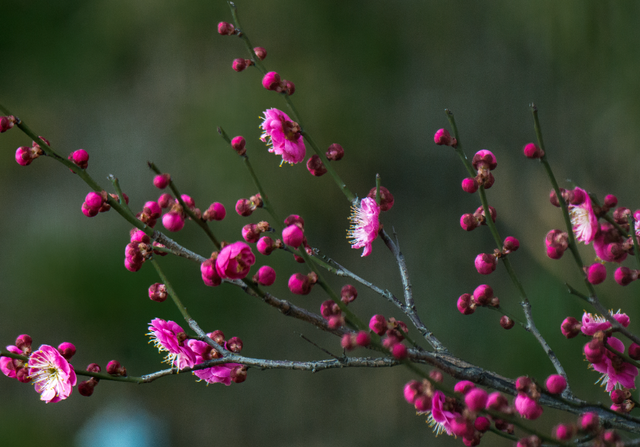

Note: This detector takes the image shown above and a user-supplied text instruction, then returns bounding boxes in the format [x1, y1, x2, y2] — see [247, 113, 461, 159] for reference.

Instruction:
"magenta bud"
[545, 374, 567, 394]
[560, 317, 581, 339]
[472, 284, 493, 306]
[283, 80, 295, 95]
[366, 186, 394, 212]
[232, 58, 247, 72]
[465, 388, 488, 412]
[341, 334, 356, 351]
[158, 193, 173, 208]
[486, 392, 509, 411]
[523, 143, 544, 159]
[70, 149, 89, 169]
[284, 214, 305, 229]
[474, 416, 490, 433]
[503, 236, 519, 252]
[256, 236, 276, 255]
[225, 336, 243, 353]
[242, 223, 261, 243]
[475, 253, 497, 275]
[460, 213, 478, 231]
[15, 146, 33, 166]
[415, 395, 432, 412]
[391, 343, 408, 360]
[306, 154, 327, 176]
[457, 293, 475, 315]
[253, 47, 267, 60]
[614, 266, 635, 286]
[604, 194, 618, 208]
[262, 71, 281, 91]
[143, 201, 162, 219]
[86, 363, 101, 374]
[355, 331, 370, 347]
[288, 273, 312, 295]
[454, 380, 476, 395]
[253, 265, 276, 286]
[162, 211, 185, 232]
[369, 314, 387, 335]
[0, 116, 15, 133]
[429, 370, 443, 383]
[461, 178, 478, 194]
[404, 380, 422, 405]
[587, 263, 607, 285]
[230, 365, 247, 383]
[515, 376, 532, 391]
[579, 412, 599, 432]
[106, 360, 127, 376]
[217, 22, 235, 35]
[85, 192, 104, 211]
[57, 342, 76, 360]
[434, 128, 452, 146]
[78, 379, 97, 397]
[148, 283, 168, 302]
[500, 316, 514, 329]
[472, 149, 497, 171]
[584, 339, 605, 364]
[153, 173, 171, 189]
[15, 334, 32, 353]
[326, 143, 344, 161]
[204, 202, 226, 221]
[282, 224, 304, 247]
[340, 284, 358, 304]
[554, 424, 574, 441]
[231, 136, 246, 155]
[201, 258, 222, 287]
[235, 198, 253, 217]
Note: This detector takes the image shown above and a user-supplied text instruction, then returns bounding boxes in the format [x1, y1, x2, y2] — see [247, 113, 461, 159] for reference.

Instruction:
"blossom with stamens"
[147, 318, 196, 370]
[259, 108, 306, 165]
[426, 390, 459, 436]
[27, 345, 77, 403]
[581, 311, 630, 336]
[591, 336, 638, 392]
[569, 187, 598, 244]
[347, 197, 380, 257]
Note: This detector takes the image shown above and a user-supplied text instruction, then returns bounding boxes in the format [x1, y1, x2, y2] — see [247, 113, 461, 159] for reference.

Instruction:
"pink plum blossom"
[187, 339, 240, 386]
[581, 311, 630, 336]
[27, 344, 77, 403]
[215, 241, 256, 280]
[427, 390, 460, 436]
[259, 108, 306, 165]
[347, 197, 380, 257]
[147, 318, 196, 370]
[591, 336, 638, 392]
[569, 187, 598, 244]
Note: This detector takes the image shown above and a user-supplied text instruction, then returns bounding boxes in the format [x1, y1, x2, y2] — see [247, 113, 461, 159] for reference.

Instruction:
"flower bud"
[303, 154, 326, 176]
[629, 343, 640, 360]
[474, 253, 497, 275]
[460, 213, 478, 231]
[415, 395, 432, 412]
[235, 198, 253, 217]
[474, 416, 490, 432]
[253, 47, 267, 60]
[429, 370, 443, 382]
[472, 284, 493, 306]
[284, 214, 305, 229]
[554, 424, 574, 441]
[288, 273, 312, 295]
[500, 316, 514, 329]
[604, 194, 618, 209]
[545, 374, 567, 394]
[503, 236, 519, 252]
[366, 186, 394, 212]
[560, 317, 581, 339]
[326, 143, 344, 161]
[69, 149, 89, 169]
[162, 211, 185, 232]
[614, 266, 636, 286]
[461, 178, 478, 194]
[201, 258, 222, 287]
[584, 339, 605, 364]
[262, 71, 281, 91]
[203, 202, 226, 221]
[283, 80, 295, 95]
[253, 265, 276, 286]
[232, 58, 247, 72]
[231, 136, 246, 155]
[434, 128, 452, 146]
[486, 392, 509, 411]
[78, 379, 98, 397]
[0, 116, 15, 133]
[369, 314, 387, 335]
[153, 173, 171, 189]
[57, 342, 76, 360]
[341, 334, 356, 351]
[217, 22, 235, 35]
[523, 142, 544, 159]
[586, 263, 607, 285]
[148, 283, 167, 302]
[106, 360, 127, 376]
[472, 149, 497, 171]
[340, 284, 358, 304]
[404, 380, 422, 404]
[230, 365, 247, 383]
[579, 412, 599, 432]
[457, 293, 475, 315]
[391, 343, 408, 360]
[465, 388, 488, 412]
[282, 224, 304, 247]
[355, 331, 370, 347]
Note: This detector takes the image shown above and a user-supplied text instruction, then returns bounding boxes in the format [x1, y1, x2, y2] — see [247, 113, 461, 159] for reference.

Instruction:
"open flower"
[27, 345, 77, 403]
[148, 318, 196, 370]
[426, 390, 459, 436]
[347, 197, 380, 257]
[260, 108, 306, 165]
[569, 187, 598, 244]
[591, 336, 638, 392]
[188, 339, 239, 386]
[581, 311, 630, 336]
[215, 241, 256, 280]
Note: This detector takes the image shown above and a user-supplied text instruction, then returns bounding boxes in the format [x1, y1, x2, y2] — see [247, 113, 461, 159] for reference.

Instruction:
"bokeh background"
[2, 1, 640, 445]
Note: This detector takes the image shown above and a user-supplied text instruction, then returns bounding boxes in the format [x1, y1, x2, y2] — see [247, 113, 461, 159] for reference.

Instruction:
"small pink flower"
[27, 345, 77, 403]
[215, 241, 256, 280]
[187, 339, 240, 386]
[569, 187, 598, 244]
[147, 318, 196, 370]
[581, 311, 630, 336]
[347, 197, 380, 257]
[427, 390, 460, 436]
[260, 108, 306, 165]
[591, 336, 638, 392]
[1, 345, 28, 381]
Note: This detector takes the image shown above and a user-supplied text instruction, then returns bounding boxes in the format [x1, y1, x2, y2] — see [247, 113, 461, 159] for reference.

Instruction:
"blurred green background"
[2, 1, 640, 445]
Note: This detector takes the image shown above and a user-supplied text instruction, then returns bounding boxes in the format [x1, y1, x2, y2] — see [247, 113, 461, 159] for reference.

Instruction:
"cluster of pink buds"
[340, 331, 371, 350]
[82, 191, 108, 217]
[433, 128, 457, 147]
[235, 193, 263, 217]
[514, 376, 543, 420]
[78, 363, 102, 397]
[106, 359, 127, 376]
[125, 229, 152, 272]
[469, 149, 497, 190]
[0, 115, 16, 133]
[305, 143, 346, 177]
[288, 271, 318, 295]
[369, 315, 409, 359]
[158, 193, 199, 232]
[137, 200, 162, 227]
[457, 284, 500, 314]
[217, 22, 237, 36]
[459, 205, 497, 232]
[1, 334, 34, 383]
[545, 229, 569, 259]
[68, 149, 89, 169]
[320, 300, 344, 329]
[148, 283, 167, 302]
[340, 284, 357, 304]
[262, 71, 295, 95]
[242, 221, 271, 243]
[15, 136, 47, 166]
[232, 58, 255, 72]
[549, 412, 618, 444]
